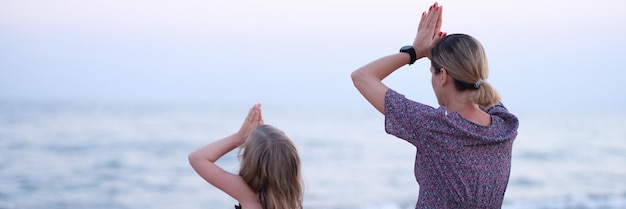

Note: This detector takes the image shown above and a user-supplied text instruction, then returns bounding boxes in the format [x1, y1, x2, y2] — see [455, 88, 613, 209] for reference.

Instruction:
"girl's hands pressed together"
[413, 2, 445, 59]
[236, 103, 263, 145]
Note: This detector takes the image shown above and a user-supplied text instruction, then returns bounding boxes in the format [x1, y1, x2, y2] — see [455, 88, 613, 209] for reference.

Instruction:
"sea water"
[0, 102, 624, 209]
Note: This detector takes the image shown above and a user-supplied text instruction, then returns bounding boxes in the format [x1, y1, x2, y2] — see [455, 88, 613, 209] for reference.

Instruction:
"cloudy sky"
[1, 0, 625, 113]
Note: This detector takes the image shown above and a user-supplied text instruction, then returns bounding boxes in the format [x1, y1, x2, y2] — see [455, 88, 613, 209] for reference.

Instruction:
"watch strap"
[399, 45, 417, 65]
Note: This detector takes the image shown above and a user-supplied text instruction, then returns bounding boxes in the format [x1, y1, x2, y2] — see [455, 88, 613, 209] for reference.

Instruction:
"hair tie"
[474, 79, 484, 89]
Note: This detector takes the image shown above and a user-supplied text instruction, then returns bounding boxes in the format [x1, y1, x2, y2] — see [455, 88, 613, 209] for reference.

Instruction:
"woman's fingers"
[418, 3, 441, 33]
[418, 11, 426, 31]
[413, 2, 443, 58]
[425, 4, 440, 33]
[434, 6, 443, 37]
[435, 31, 447, 43]
[418, 4, 434, 31]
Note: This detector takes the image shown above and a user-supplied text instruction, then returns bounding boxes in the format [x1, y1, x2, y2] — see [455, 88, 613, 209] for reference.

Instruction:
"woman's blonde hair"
[238, 124, 303, 209]
[430, 33, 501, 107]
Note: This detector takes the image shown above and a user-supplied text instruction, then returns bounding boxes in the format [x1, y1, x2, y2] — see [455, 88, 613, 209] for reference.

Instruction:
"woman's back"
[385, 89, 519, 208]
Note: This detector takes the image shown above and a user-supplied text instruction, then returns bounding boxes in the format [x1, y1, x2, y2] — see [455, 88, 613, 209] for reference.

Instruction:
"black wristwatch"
[399, 45, 417, 65]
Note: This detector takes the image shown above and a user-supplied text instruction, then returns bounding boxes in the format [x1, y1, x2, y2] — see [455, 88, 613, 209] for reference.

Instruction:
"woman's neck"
[443, 91, 491, 126]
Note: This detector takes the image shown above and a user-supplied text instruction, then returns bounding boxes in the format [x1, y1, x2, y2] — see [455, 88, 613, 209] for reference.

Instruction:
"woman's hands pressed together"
[413, 2, 445, 59]
[351, 2, 446, 114]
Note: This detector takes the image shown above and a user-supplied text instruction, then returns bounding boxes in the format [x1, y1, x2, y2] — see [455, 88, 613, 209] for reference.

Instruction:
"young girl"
[188, 103, 303, 209]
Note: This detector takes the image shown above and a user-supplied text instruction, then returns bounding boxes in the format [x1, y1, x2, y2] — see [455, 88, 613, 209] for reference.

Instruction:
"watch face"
[401, 46, 413, 51]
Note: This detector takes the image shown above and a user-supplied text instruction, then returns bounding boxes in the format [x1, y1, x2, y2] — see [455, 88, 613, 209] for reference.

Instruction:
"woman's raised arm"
[351, 3, 445, 114]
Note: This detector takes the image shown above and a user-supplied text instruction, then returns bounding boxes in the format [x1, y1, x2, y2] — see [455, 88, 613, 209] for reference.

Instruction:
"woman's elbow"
[351, 70, 364, 88]
[188, 151, 201, 166]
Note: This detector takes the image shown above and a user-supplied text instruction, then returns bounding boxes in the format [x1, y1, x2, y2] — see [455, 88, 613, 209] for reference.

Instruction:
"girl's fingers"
[258, 105, 264, 124]
[251, 109, 257, 122]
[252, 108, 258, 122]
[246, 103, 262, 124]
[245, 107, 254, 122]
[245, 104, 260, 124]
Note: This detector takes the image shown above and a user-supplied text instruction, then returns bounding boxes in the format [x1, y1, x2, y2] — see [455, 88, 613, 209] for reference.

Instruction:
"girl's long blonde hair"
[239, 124, 303, 209]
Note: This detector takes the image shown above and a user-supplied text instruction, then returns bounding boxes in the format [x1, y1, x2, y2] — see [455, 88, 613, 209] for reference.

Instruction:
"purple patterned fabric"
[384, 89, 519, 209]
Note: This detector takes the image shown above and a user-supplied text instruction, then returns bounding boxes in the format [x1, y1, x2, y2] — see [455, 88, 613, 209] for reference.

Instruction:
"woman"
[188, 103, 303, 209]
[351, 3, 519, 208]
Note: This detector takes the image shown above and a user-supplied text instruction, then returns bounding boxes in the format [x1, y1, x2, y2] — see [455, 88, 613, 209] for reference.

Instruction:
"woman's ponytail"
[472, 81, 500, 107]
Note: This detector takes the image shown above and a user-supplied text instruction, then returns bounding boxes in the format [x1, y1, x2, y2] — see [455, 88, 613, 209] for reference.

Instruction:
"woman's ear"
[440, 68, 448, 86]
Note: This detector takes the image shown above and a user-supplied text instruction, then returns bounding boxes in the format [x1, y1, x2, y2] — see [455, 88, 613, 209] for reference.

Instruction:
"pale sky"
[1, 0, 625, 113]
